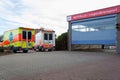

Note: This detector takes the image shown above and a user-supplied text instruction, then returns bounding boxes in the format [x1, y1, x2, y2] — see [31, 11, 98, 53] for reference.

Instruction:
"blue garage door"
[71, 14, 116, 45]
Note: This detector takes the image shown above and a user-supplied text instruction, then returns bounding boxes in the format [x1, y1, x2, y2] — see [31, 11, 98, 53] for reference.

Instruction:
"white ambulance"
[34, 28, 55, 51]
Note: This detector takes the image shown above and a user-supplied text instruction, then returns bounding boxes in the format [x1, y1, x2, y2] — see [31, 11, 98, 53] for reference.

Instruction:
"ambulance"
[0, 40, 3, 47]
[0, 36, 3, 46]
[0, 27, 35, 53]
[34, 28, 55, 51]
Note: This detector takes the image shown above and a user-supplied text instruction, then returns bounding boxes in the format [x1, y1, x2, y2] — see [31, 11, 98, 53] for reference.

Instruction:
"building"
[67, 5, 120, 53]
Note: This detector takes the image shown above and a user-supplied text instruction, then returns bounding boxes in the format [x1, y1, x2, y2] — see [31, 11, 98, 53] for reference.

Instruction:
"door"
[48, 33, 53, 46]
[43, 33, 53, 48]
[22, 31, 32, 49]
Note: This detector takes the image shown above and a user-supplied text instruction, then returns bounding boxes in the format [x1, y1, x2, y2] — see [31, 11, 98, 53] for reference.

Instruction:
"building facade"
[67, 5, 120, 53]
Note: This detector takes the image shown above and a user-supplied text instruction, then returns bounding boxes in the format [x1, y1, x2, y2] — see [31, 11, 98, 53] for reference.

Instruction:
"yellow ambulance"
[0, 27, 35, 53]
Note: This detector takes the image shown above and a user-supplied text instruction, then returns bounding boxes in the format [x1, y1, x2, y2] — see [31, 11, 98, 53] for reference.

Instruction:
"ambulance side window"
[44, 33, 48, 40]
[28, 31, 32, 39]
[0, 36, 3, 42]
[49, 34, 52, 40]
[22, 31, 26, 39]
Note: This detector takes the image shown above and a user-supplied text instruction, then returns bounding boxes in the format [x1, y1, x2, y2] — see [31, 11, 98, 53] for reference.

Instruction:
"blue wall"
[71, 14, 117, 45]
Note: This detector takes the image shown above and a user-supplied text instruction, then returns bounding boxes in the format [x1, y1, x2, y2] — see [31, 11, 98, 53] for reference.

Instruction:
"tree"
[55, 32, 68, 50]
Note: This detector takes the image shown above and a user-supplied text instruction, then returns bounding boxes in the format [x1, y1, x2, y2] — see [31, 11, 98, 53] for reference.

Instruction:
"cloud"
[0, 0, 120, 36]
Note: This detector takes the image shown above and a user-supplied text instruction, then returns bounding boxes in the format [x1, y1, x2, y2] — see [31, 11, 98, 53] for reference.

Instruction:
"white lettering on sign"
[68, 5, 120, 21]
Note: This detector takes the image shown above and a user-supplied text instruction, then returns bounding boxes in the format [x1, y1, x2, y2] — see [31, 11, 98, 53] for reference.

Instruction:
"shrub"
[55, 32, 68, 50]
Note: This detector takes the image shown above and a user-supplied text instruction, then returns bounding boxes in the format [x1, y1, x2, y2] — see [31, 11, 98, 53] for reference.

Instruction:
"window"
[22, 31, 26, 39]
[0, 36, 3, 42]
[28, 32, 32, 39]
[72, 15, 116, 33]
[49, 34, 52, 40]
[44, 33, 48, 40]
[71, 15, 116, 45]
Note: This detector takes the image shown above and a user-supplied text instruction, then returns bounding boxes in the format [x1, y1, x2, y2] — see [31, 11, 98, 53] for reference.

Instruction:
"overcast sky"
[0, 0, 120, 36]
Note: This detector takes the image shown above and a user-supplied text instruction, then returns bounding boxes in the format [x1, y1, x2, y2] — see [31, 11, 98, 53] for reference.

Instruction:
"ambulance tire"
[38, 49, 41, 51]
[38, 47, 42, 51]
[13, 50, 17, 53]
[23, 50, 28, 53]
[48, 48, 54, 51]
[34, 46, 38, 52]
[36, 46, 41, 51]
[48, 49, 52, 51]
[35, 49, 39, 52]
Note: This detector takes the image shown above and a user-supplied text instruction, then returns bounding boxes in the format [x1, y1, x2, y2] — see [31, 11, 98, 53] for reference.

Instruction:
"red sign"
[69, 5, 120, 21]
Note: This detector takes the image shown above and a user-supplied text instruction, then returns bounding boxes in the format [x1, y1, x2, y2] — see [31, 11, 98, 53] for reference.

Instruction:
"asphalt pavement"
[0, 51, 120, 80]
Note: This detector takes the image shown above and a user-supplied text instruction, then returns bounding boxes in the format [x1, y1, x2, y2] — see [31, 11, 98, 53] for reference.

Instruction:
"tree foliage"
[55, 32, 68, 50]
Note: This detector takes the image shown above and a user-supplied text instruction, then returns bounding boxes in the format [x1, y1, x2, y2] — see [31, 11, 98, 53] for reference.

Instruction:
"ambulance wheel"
[38, 47, 42, 51]
[13, 50, 17, 53]
[35, 49, 39, 52]
[34, 47, 39, 52]
[23, 50, 28, 53]
[49, 48, 54, 51]
[48, 49, 52, 51]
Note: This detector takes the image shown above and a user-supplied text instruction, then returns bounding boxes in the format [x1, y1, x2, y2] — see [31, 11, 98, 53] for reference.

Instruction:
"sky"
[0, 0, 120, 36]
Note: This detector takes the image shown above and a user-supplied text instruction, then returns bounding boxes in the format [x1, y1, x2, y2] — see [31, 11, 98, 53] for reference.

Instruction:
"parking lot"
[0, 51, 120, 80]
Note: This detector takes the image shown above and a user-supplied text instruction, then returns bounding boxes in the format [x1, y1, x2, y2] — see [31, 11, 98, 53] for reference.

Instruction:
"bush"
[55, 32, 68, 50]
